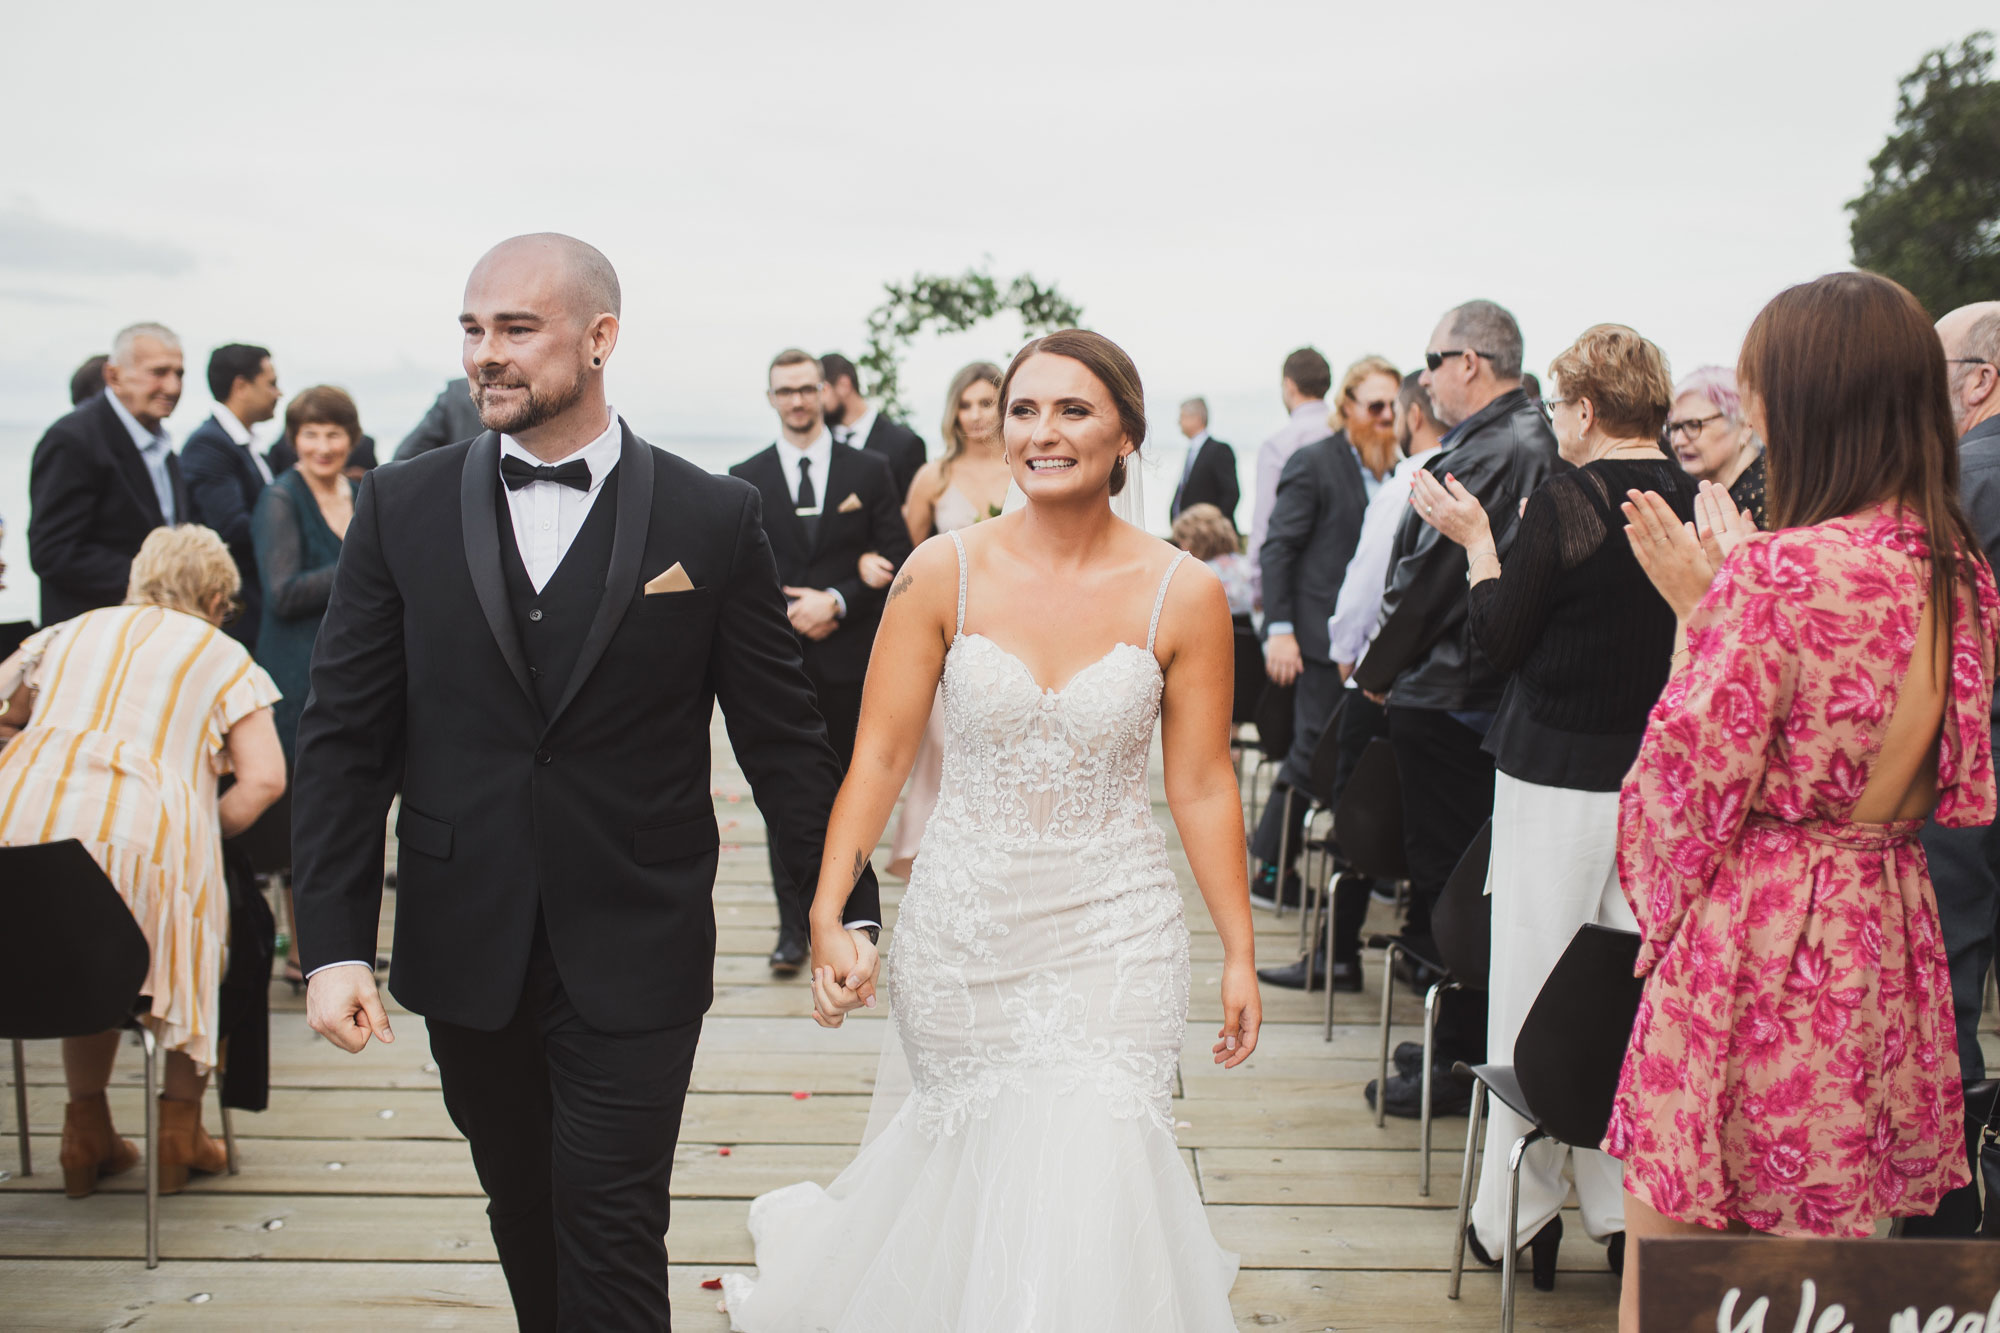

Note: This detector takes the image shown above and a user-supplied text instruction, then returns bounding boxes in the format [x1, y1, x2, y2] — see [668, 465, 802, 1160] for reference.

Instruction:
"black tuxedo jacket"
[1171, 436, 1240, 526]
[1258, 431, 1369, 665]
[291, 425, 880, 1033]
[28, 392, 189, 626]
[181, 415, 269, 644]
[853, 415, 926, 502]
[728, 442, 913, 684]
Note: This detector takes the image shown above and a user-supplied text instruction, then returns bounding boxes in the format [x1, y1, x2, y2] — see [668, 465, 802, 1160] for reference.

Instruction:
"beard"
[1350, 416, 1400, 475]
[475, 365, 587, 434]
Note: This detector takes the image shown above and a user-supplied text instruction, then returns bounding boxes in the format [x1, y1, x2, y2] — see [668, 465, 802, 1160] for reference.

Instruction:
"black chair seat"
[1366, 931, 1442, 974]
[1458, 1061, 1531, 1124]
[1334, 739, 1406, 882]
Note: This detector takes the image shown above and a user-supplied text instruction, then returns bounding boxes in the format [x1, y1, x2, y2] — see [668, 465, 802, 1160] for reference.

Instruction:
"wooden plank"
[1208, 1203, 1609, 1273]
[1197, 1147, 1457, 1208]
[1226, 1267, 1618, 1330]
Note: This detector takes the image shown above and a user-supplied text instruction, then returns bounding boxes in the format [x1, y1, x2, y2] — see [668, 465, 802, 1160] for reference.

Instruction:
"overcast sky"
[1, 0, 1991, 455]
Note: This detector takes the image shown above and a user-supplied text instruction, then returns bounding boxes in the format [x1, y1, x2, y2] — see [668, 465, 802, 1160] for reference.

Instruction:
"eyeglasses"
[1357, 398, 1395, 416]
[1663, 412, 1724, 444]
[1425, 349, 1494, 372]
[1947, 358, 1996, 371]
[769, 385, 825, 401]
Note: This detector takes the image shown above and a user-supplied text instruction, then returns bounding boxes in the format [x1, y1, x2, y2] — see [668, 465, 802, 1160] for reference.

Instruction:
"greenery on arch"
[858, 266, 1085, 420]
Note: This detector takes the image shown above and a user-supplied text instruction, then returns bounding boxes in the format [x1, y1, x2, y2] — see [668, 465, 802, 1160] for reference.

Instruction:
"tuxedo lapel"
[546, 425, 654, 729]
[811, 444, 857, 557]
[750, 447, 809, 566]
[459, 433, 537, 707]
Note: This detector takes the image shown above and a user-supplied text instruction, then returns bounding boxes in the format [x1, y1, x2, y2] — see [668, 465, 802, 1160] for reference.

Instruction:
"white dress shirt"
[1326, 450, 1433, 668]
[1248, 399, 1331, 598]
[1178, 430, 1210, 486]
[104, 391, 179, 524]
[780, 429, 833, 510]
[500, 409, 624, 592]
[212, 404, 275, 483]
[834, 408, 875, 451]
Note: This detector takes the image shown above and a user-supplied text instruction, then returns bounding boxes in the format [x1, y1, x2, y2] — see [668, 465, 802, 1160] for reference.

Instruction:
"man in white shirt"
[819, 351, 926, 501]
[1249, 347, 1335, 600]
[184, 344, 280, 644]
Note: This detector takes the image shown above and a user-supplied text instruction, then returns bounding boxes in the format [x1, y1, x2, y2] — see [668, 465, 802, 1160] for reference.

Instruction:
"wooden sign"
[1638, 1237, 1999, 1332]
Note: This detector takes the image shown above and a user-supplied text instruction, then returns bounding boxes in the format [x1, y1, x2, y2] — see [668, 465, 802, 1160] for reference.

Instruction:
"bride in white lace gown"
[724, 332, 1260, 1332]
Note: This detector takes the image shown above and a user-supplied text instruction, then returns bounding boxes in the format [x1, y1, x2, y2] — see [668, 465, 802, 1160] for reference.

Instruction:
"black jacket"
[1171, 436, 1241, 526]
[1258, 431, 1368, 665]
[392, 378, 485, 462]
[1353, 389, 1561, 709]
[729, 442, 914, 684]
[181, 414, 270, 645]
[291, 425, 880, 1033]
[1957, 415, 2000, 720]
[27, 392, 188, 626]
[852, 415, 927, 502]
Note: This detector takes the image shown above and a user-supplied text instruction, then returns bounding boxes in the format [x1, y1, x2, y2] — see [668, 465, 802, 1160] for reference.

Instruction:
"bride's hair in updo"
[999, 330, 1146, 495]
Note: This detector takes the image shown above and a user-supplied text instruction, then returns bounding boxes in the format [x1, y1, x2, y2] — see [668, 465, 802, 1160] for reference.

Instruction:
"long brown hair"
[937, 360, 1003, 484]
[1740, 270, 1983, 650]
[999, 330, 1146, 495]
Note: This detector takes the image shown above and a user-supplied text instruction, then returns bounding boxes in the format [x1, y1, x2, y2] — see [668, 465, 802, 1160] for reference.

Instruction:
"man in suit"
[183, 343, 280, 646]
[29, 322, 190, 626]
[1169, 397, 1239, 526]
[732, 350, 912, 972]
[1249, 359, 1392, 932]
[294, 235, 882, 1331]
[393, 376, 485, 461]
[819, 351, 926, 501]
[1353, 300, 1560, 1117]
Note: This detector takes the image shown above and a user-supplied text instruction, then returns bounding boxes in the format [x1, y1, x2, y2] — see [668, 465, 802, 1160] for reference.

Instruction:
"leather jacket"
[1352, 388, 1561, 710]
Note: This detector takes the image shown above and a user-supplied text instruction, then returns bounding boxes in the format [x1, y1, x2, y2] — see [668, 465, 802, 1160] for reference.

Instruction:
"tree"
[859, 266, 1083, 419]
[1848, 30, 2000, 315]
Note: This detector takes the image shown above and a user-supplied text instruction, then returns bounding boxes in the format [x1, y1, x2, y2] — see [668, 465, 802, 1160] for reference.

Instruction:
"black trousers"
[427, 922, 703, 1331]
[1250, 659, 1346, 866]
[769, 663, 863, 937]
[1328, 693, 1392, 964]
[1386, 705, 1494, 1065]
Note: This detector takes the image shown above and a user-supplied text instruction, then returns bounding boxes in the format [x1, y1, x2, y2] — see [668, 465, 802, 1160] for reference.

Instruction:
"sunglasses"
[1425, 349, 1494, 372]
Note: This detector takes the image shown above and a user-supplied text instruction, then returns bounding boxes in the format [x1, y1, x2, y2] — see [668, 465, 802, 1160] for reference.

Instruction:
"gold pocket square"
[644, 562, 695, 595]
[836, 492, 863, 513]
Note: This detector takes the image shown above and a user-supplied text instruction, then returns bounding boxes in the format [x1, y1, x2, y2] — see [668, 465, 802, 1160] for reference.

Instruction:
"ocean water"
[0, 422, 1211, 627]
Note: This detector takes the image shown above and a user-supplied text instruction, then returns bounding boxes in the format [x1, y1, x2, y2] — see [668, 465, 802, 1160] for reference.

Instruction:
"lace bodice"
[931, 531, 1187, 844]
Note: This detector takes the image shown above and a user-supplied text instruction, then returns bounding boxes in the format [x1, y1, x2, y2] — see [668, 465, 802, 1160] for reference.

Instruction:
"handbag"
[1972, 1079, 2000, 1238]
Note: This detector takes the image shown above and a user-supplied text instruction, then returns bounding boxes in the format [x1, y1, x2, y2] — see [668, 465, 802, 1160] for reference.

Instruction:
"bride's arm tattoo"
[851, 849, 868, 885]
[887, 571, 915, 604]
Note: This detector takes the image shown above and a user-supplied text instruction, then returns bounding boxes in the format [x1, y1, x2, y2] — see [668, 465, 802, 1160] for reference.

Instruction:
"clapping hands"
[1408, 469, 1493, 551]
[1620, 481, 1756, 620]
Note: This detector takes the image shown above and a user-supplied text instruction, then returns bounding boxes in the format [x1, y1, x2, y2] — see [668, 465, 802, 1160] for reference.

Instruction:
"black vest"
[497, 468, 620, 719]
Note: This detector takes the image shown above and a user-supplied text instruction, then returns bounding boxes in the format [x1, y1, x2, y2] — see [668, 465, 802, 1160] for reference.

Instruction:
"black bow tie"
[501, 455, 592, 492]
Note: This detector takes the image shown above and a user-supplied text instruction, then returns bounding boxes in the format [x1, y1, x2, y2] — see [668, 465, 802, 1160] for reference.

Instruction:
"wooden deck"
[5, 714, 1995, 1330]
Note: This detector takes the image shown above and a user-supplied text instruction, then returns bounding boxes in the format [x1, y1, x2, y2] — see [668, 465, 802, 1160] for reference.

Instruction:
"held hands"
[1264, 633, 1303, 686]
[808, 918, 879, 1029]
[856, 552, 896, 590]
[1408, 469, 1493, 551]
[784, 587, 841, 640]
[306, 964, 395, 1053]
[1212, 960, 1261, 1069]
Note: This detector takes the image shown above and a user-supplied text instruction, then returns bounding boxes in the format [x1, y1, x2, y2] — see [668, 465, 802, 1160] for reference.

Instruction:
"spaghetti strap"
[1147, 552, 1190, 653]
[947, 529, 968, 637]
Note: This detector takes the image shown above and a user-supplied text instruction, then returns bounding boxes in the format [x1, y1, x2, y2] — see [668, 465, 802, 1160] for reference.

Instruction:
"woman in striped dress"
[0, 526, 286, 1196]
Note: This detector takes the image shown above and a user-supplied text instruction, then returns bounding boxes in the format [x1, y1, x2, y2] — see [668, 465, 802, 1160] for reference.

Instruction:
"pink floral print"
[1606, 507, 1997, 1236]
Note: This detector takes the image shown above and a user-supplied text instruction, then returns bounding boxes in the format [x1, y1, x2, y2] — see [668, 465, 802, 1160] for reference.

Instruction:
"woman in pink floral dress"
[1610, 273, 1996, 1331]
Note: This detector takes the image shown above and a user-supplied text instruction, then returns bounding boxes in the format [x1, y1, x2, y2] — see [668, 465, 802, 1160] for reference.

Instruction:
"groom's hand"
[307, 964, 396, 1053]
[808, 923, 879, 1028]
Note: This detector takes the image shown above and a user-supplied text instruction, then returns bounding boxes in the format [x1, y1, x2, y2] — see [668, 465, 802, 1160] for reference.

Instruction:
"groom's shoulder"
[642, 440, 758, 519]
[368, 437, 473, 504]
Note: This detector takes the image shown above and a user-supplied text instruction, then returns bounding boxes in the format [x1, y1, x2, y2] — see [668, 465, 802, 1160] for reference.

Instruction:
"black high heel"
[1464, 1216, 1563, 1290]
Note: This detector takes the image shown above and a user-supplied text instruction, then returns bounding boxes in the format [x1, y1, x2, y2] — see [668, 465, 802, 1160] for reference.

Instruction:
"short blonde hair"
[125, 525, 240, 620]
[1548, 325, 1673, 439]
[1170, 503, 1240, 561]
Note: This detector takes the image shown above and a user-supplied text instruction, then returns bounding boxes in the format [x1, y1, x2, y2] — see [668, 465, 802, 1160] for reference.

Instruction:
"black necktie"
[795, 457, 817, 513]
[501, 455, 591, 492]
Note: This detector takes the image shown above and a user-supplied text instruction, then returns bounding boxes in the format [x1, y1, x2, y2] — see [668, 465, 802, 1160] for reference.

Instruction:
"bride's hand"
[1212, 961, 1261, 1069]
[808, 921, 878, 1028]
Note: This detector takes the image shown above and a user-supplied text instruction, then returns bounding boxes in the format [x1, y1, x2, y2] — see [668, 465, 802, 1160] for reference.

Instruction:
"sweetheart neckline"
[951, 632, 1161, 698]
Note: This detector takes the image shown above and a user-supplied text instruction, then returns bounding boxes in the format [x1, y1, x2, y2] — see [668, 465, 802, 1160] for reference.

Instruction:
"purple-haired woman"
[1666, 366, 1765, 527]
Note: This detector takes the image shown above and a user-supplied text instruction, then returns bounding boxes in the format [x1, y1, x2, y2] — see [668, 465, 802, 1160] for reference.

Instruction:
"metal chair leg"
[1272, 787, 1295, 920]
[220, 1103, 238, 1176]
[1501, 1131, 1540, 1333]
[1448, 1082, 1486, 1299]
[1298, 816, 1321, 954]
[140, 1027, 159, 1269]
[1323, 871, 1340, 1040]
[1420, 980, 1442, 1197]
[11, 1039, 29, 1177]
[1376, 942, 1399, 1128]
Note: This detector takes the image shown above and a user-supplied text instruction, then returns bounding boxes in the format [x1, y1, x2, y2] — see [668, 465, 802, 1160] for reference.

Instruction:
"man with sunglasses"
[1350, 300, 1558, 1117]
[1906, 299, 2000, 1237]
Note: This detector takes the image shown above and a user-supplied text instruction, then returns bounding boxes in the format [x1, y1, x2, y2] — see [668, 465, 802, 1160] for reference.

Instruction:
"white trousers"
[1468, 772, 1638, 1252]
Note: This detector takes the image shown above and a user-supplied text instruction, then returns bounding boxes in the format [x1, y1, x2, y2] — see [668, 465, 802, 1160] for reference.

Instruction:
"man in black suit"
[393, 376, 485, 461]
[819, 351, 926, 501]
[1169, 396, 1239, 526]
[294, 235, 881, 1331]
[731, 349, 912, 972]
[183, 343, 280, 645]
[29, 322, 190, 626]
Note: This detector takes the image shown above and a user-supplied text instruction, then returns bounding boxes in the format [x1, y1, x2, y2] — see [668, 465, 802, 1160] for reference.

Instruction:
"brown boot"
[59, 1092, 141, 1199]
[156, 1097, 226, 1194]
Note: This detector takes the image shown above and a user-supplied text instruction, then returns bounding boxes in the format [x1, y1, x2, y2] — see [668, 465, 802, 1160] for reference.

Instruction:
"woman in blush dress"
[884, 361, 1012, 878]
[1609, 272, 1997, 1332]
[723, 331, 1259, 1332]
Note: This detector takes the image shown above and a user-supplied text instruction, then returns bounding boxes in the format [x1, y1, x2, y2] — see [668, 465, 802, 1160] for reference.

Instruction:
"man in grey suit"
[1249, 358, 1394, 921]
[393, 377, 485, 461]
[1907, 299, 2000, 1236]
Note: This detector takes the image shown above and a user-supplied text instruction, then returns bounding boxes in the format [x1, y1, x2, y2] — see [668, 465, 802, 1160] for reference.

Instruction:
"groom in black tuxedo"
[292, 234, 880, 1331]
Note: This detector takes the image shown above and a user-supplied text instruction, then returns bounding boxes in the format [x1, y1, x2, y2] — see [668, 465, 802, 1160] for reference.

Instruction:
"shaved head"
[469, 232, 621, 326]
[460, 234, 621, 451]
[1938, 300, 2000, 435]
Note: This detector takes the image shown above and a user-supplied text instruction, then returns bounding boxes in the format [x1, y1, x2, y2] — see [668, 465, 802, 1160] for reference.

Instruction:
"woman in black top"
[1408, 324, 1694, 1286]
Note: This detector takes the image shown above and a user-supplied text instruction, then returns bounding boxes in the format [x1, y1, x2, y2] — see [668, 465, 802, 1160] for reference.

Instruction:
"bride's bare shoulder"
[887, 533, 967, 615]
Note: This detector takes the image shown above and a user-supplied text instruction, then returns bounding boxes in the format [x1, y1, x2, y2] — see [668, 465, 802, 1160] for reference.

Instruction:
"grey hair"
[1444, 300, 1524, 381]
[1180, 396, 1209, 422]
[1965, 308, 2000, 368]
[111, 322, 180, 367]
